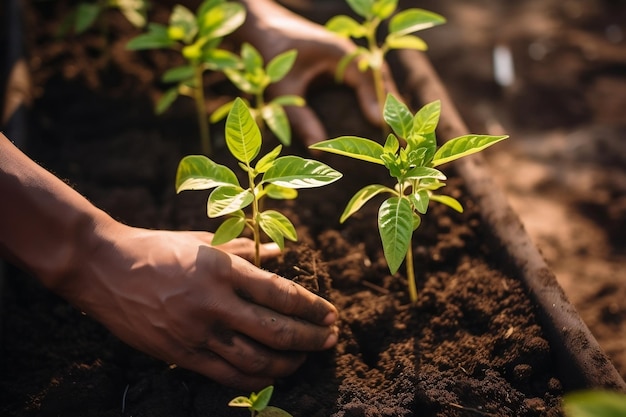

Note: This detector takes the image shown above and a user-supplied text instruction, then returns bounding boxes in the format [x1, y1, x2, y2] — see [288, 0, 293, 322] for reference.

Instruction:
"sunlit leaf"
[259, 211, 297, 250]
[340, 184, 395, 223]
[225, 98, 262, 164]
[211, 216, 246, 245]
[386, 34, 428, 51]
[310, 137, 385, 165]
[270, 95, 305, 107]
[389, 8, 446, 37]
[169, 4, 197, 43]
[251, 385, 274, 412]
[432, 134, 508, 167]
[262, 103, 291, 146]
[208, 186, 253, 217]
[371, 0, 398, 20]
[228, 396, 253, 408]
[202, 48, 241, 70]
[409, 189, 430, 214]
[267, 49, 297, 82]
[430, 194, 463, 213]
[175, 155, 240, 192]
[325, 15, 367, 38]
[383, 94, 413, 139]
[265, 184, 298, 200]
[345, 0, 375, 18]
[162, 65, 194, 83]
[126, 23, 175, 49]
[404, 166, 446, 181]
[378, 197, 413, 274]
[255, 145, 282, 173]
[200, 2, 246, 39]
[263, 156, 342, 188]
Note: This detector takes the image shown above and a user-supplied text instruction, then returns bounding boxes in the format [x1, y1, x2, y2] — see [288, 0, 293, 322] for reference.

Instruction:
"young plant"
[210, 42, 305, 146]
[326, 0, 445, 116]
[127, 0, 246, 155]
[310, 94, 508, 304]
[229, 385, 293, 417]
[59, 0, 149, 36]
[175, 98, 342, 266]
[563, 390, 626, 417]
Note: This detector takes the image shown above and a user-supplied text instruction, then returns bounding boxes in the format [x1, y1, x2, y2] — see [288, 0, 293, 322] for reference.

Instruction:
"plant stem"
[406, 242, 418, 304]
[365, 19, 388, 134]
[193, 65, 211, 155]
[249, 172, 261, 267]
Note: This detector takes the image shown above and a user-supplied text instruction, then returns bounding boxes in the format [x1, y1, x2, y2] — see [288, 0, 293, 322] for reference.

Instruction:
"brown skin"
[0, 133, 338, 390]
[234, 0, 400, 145]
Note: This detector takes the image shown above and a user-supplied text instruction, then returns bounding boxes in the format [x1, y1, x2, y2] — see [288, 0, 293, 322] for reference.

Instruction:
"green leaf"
[263, 156, 342, 189]
[270, 95, 305, 107]
[404, 166, 446, 181]
[341, 184, 396, 223]
[258, 406, 294, 417]
[262, 103, 291, 146]
[310, 137, 385, 165]
[413, 100, 441, 135]
[208, 186, 253, 217]
[346, 0, 375, 18]
[200, 2, 246, 39]
[265, 184, 298, 200]
[409, 189, 430, 214]
[378, 197, 413, 274]
[335, 50, 360, 81]
[241, 42, 264, 74]
[209, 99, 234, 123]
[228, 396, 254, 408]
[251, 385, 274, 412]
[74, 3, 101, 34]
[430, 194, 463, 213]
[383, 134, 400, 154]
[223, 67, 255, 94]
[202, 48, 241, 70]
[386, 34, 428, 51]
[162, 65, 194, 83]
[325, 15, 367, 38]
[225, 98, 262, 164]
[116, 0, 148, 28]
[563, 390, 626, 417]
[169, 4, 197, 43]
[127, 23, 175, 50]
[267, 50, 297, 82]
[259, 211, 297, 250]
[155, 87, 180, 115]
[383, 94, 413, 139]
[431, 134, 508, 167]
[255, 145, 282, 173]
[175, 155, 240, 192]
[211, 216, 246, 245]
[389, 8, 446, 37]
[371, 0, 398, 20]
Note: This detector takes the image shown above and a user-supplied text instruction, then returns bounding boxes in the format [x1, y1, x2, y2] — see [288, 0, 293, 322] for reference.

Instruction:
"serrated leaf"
[341, 184, 395, 223]
[75, 3, 101, 33]
[127, 23, 175, 49]
[431, 134, 508, 167]
[255, 145, 282, 173]
[211, 216, 246, 245]
[259, 211, 297, 250]
[162, 65, 194, 83]
[378, 197, 413, 274]
[156, 87, 180, 114]
[267, 49, 297, 82]
[228, 396, 253, 408]
[263, 156, 342, 188]
[208, 186, 253, 217]
[430, 194, 463, 213]
[325, 15, 367, 38]
[175, 155, 240, 192]
[386, 34, 428, 51]
[310, 137, 385, 165]
[262, 103, 291, 146]
[383, 94, 413, 139]
[265, 184, 298, 200]
[225, 98, 262, 164]
[388, 8, 446, 37]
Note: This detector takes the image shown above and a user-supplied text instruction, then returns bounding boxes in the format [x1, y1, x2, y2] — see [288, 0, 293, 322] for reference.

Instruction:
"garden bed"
[1, 1, 625, 416]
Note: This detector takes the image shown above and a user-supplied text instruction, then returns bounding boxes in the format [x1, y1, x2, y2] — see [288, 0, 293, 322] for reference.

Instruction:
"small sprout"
[127, 0, 246, 155]
[310, 94, 508, 304]
[229, 385, 293, 417]
[176, 98, 342, 266]
[210, 42, 305, 146]
[59, 0, 149, 36]
[326, 0, 445, 115]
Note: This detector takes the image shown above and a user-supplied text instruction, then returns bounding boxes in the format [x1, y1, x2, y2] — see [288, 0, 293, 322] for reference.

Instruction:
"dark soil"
[1, 0, 624, 416]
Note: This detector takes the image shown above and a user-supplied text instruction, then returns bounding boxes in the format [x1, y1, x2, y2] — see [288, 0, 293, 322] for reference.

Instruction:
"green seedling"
[127, 0, 246, 155]
[176, 98, 342, 266]
[59, 0, 149, 36]
[210, 42, 305, 146]
[563, 390, 626, 417]
[326, 0, 445, 116]
[310, 94, 508, 304]
[229, 385, 293, 417]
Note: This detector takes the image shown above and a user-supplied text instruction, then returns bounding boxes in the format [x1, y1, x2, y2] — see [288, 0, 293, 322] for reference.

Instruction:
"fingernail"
[323, 327, 339, 349]
[323, 311, 338, 325]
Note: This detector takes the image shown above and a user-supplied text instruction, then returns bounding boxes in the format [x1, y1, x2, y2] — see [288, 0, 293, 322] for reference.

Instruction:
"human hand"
[60, 224, 339, 390]
[235, 0, 400, 146]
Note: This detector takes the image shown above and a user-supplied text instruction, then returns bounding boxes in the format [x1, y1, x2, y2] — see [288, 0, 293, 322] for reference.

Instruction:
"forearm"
[0, 133, 117, 292]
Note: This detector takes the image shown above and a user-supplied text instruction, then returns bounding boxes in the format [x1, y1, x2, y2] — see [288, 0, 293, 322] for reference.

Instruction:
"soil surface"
[1, 0, 625, 416]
